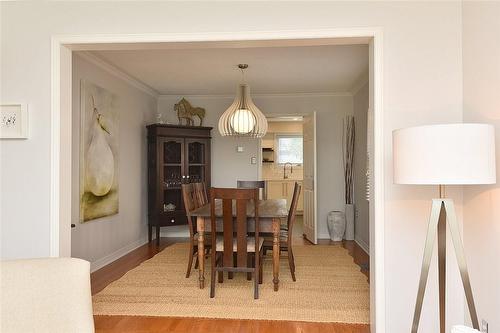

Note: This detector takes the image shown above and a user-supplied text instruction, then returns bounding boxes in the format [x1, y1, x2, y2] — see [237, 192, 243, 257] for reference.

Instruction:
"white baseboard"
[90, 236, 149, 273]
[160, 230, 189, 238]
[317, 232, 331, 240]
[354, 237, 370, 255]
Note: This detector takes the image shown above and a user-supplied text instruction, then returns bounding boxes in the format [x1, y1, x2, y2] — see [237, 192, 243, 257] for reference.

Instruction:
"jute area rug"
[93, 243, 369, 324]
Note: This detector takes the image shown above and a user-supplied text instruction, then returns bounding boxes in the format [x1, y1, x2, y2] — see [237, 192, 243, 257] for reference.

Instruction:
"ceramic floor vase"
[327, 210, 345, 241]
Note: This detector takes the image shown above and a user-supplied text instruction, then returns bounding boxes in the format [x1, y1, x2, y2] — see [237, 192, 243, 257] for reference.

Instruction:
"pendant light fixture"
[218, 64, 268, 138]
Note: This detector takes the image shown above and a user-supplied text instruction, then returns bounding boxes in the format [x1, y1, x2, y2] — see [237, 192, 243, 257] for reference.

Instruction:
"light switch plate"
[1, 103, 28, 139]
[236, 146, 244, 152]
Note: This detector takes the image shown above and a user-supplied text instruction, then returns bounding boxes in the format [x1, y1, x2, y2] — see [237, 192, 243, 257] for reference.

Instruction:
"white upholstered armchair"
[1, 258, 94, 333]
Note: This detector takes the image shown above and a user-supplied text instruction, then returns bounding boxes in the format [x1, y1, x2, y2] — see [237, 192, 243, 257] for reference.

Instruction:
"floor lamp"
[392, 123, 496, 333]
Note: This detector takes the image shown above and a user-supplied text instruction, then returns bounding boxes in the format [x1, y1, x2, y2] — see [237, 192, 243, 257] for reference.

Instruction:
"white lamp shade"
[393, 123, 496, 185]
[229, 109, 256, 134]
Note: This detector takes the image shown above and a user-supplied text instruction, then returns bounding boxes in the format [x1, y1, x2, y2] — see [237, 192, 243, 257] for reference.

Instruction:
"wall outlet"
[236, 146, 244, 152]
[250, 157, 256, 164]
[481, 319, 488, 333]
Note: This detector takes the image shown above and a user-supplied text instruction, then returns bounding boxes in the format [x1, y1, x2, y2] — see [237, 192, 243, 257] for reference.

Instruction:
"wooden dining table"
[190, 198, 288, 292]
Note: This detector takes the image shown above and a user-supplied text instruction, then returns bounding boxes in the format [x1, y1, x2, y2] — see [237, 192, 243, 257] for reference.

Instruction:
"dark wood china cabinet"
[147, 124, 212, 245]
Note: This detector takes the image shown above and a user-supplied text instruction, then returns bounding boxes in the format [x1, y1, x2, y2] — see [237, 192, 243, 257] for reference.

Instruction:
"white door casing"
[302, 112, 317, 244]
[51, 29, 384, 332]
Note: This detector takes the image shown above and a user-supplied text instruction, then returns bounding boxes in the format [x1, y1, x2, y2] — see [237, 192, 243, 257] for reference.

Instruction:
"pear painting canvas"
[80, 80, 119, 222]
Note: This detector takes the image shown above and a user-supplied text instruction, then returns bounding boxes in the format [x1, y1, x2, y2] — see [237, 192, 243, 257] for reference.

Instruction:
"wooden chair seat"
[216, 236, 264, 253]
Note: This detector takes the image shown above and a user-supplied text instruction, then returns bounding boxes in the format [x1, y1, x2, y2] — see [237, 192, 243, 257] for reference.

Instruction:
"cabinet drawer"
[158, 213, 187, 226]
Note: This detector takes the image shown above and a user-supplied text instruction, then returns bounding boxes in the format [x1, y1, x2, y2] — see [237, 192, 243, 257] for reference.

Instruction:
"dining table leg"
[272, 217, 280, 291]
[197, 216, 205, 289]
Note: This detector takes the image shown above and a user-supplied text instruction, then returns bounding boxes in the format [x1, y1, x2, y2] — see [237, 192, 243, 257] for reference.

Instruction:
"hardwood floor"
[94, 316, 370, 333]
[92, 236, 370, 333]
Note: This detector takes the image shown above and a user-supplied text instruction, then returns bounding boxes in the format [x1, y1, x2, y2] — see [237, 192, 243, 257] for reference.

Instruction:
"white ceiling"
[91, 44, 368, 95]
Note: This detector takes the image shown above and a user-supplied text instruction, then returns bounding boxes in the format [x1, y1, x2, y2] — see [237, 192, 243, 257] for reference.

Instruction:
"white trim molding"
[355, 237, 370, 255]
[51, 28, 385, 332]
[50, 37, 61, 257]
[76, 51, 159, 98]
[370, 30, 385, 333]
[90, 236, 149, 272]
[158, 92, 352, 100]
[350, 71, 369, 96]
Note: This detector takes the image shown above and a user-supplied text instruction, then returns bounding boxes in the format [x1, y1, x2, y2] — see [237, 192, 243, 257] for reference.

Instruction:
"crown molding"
[76, 51, 159, 98]
[158, 91, 352, 100]
[349, 71, 369, 96]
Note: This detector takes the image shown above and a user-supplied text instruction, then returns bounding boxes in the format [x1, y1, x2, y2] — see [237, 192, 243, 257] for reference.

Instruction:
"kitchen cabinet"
[265, 180, 303, 213]
[267, 181, 284, 201]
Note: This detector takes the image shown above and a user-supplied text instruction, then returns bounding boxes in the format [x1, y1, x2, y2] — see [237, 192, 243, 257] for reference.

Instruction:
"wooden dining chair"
[193, 182, 208, 206]
[210, 187, 264, 299]
[264, 182, 301, 281]
[182, 183, 210, 278]
[237, 180, 265, 199]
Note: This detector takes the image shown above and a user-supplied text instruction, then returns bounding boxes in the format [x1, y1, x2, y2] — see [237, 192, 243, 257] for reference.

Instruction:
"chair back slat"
[287, 182, 302, 241]
[222, 198, 234, 269]
[194, 182, 208, 206]
[182, 183, 196, 213]
[236, 199, 248, 268]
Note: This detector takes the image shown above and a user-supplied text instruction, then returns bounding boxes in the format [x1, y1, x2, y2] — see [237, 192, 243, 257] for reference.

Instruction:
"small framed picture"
[1, 103, 28, 139]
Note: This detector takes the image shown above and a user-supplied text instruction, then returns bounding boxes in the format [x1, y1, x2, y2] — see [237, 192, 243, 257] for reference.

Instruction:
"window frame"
[274, 133, 304, 165]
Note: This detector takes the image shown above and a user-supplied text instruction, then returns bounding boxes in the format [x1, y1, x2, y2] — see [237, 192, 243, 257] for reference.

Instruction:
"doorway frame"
[50, 28, 384, 332]
[258, 113, 314, 241]
[257, 113, 307, 182]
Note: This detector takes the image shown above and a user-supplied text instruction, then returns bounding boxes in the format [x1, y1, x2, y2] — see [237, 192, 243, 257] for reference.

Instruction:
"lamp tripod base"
[411, 199, 479, 333]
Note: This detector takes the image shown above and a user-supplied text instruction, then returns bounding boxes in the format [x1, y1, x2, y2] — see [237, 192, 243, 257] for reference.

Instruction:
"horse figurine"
[174, 98, 206, 126]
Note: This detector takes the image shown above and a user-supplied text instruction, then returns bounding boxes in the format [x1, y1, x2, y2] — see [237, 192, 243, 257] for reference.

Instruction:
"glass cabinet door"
[160, 138, 184, 213]
[185, 139, 208, 184]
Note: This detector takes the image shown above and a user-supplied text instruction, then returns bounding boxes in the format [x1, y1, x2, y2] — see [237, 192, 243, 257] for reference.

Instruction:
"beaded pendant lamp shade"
[218, 64, 268, 138]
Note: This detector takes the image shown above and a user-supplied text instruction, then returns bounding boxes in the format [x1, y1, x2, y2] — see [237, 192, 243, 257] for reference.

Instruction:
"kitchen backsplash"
[262, 163, 303, 180]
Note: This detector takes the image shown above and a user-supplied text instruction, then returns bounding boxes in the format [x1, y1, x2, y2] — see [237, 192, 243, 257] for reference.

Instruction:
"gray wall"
[462, 1, 500, 330]
[158, 94, 352, 239]
[353, 83, 369, 252]
[70, 53, 156, 271]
